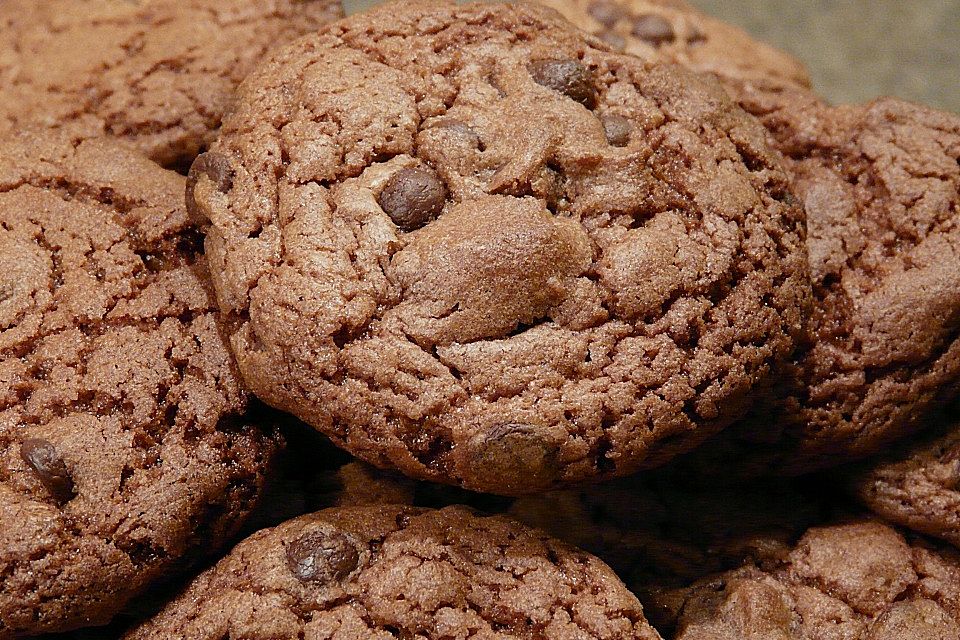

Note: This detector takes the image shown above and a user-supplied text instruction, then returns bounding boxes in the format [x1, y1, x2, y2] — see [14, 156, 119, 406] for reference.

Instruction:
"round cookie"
[534, 0, 811, 90]
[652, 520, 960, 639]
[123, 505, 663, 640]
[853, 418, 960, 549]
[678, 96, 960, 476]
[0, 129, 280, 637]
[190, 0, 809, 494]
[0, 0, 343, 167]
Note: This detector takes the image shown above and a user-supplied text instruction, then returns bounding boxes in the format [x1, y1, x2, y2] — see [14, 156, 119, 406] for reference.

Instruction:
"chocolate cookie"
[853, 418, 960, 549]
[123, 505, 663, 639]
[680, 96, 960, 475]
[0, 0, 343, 167]
[190, 0, 809, 494]
[0, 129, 280, 637]
[536, 0, 810, 90]
[654, 520, 960, 639]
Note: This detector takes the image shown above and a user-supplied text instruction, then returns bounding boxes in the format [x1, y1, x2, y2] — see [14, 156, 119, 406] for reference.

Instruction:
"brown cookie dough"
[680, 96, 960, 475]
[535, 0, 811, 90]
[123, 505, 663, 640]
[0, 0, 343, 167]
[0, 129, 280, 637]
[653, 520, 960, 639]
[853, 418, 960, 549]
[191, 0, 809, 494]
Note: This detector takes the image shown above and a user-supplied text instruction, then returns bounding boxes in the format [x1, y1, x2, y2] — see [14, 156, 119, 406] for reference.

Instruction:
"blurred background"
[343, 0, 960, 113]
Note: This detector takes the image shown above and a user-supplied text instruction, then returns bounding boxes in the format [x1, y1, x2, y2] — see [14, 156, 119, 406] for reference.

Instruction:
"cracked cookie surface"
[535, 0, 810, 90]
[682, 97, 960, 475]
[191, 0, 808, 494]
[853, 418, 960, 549]
[653, 520, 960, 640]
[0, 0, 343, 167]
[0, 129, 279, 637]
[123, 504, 662, 640]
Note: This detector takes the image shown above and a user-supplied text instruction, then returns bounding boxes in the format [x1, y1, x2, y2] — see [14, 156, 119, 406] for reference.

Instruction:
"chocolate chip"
[528, 59, 597, 108]
[470, 424, 560, 493]
[20, 439, 75, 504]
[631, 14, 676, 46]
[588, 0, 625, 27]
[185, 152, 234, 220]
[687, 25, 708, 45]
[378, 166, 448, 232]
[601, 114, 632, 147]
[430, 120, 482, 150]
[285, 530, 360, 584]
[598, 30, 627, 52]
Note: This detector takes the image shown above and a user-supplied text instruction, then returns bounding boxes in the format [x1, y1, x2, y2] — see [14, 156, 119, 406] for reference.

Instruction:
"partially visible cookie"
[853, 418, 960, 549]
[123, 505, 663, 640]
[535, 0, 810, 90]
[191, 0, 809, 494]
[653, 520, 960, 639]
[0, 129, 280, 637]
[0, 0, 343, 167]
[679, 96, 960, 475]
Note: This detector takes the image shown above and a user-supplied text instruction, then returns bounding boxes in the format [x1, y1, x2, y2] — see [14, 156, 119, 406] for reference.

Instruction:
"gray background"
[343, 0, 960, 114]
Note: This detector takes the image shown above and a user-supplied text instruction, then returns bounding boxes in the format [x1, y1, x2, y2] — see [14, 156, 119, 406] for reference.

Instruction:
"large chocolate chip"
[469, 424, 560, 494]
[285, 530, 360, 584]
[588, 0, 625, 27]
[377, 166, 448, 232]
[185, 152, 234, 220]
[601, 114, 632, 147]
[528, 59, 597, 108]
[20, 439, 75, 504]
[631, 14, 676, 46]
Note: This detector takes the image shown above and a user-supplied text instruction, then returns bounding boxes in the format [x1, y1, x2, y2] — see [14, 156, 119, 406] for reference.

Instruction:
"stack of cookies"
[1, 1, 958, 638]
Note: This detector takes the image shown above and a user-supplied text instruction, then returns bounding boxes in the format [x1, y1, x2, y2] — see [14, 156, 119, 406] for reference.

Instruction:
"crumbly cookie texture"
[535, 0, 810, 90]
[0, 0, 343, 167]
[654, 520, 960, 640]
[123, 505, 663, 640]
[0, 129, 279, 637]
[679, 95, 960, 475]
[191, 0, 808, 494]
[853, 420, 960, 549]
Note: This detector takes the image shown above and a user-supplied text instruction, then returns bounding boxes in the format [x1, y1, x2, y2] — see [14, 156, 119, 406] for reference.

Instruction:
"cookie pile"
[1, 1, 958, 638]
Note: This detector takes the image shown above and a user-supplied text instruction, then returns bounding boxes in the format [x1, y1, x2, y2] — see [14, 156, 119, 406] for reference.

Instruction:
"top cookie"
[0, 0, 343, 167]
[190, 0, 808, 494]
[535, 0, 811, 90]
[0, 129, 279, 637]
[123, 505, 663, 640]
